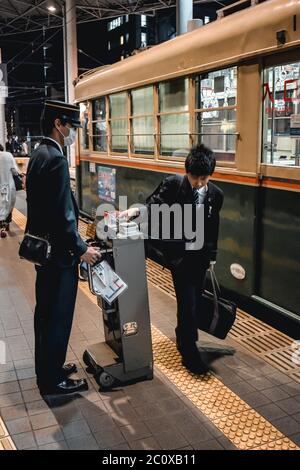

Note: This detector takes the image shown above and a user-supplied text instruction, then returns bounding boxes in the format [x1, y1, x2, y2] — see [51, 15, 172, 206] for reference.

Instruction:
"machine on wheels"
[82, 233, 153, 390]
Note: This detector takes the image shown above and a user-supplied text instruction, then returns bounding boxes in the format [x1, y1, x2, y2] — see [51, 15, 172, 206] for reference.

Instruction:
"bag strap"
[207, 266, 220, 334]
[211, 266, 221, 297]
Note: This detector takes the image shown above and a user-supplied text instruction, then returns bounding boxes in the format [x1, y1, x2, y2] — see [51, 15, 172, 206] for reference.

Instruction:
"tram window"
[194, 67, 237, 162]
[159, 78, 189, 157]
[160, 113, 189, 157]
[110, 92, 128, 153]
[132, 87, 153, 115]
[132, 117, 154, 154]
[79, 101, 89, 150]
[131, 86, 154, 154]
[92, 97, 107, 152]
[93, 97, 106, 120]
[159, 78, 188, 113]
[262, 62, 300, 166]
[111, 119, 128, 152]
[197, 109, 236, 155]
[110, 92, 127, 119]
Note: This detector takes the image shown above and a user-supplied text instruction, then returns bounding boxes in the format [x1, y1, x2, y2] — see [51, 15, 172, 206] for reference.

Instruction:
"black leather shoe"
[182, 357, 210, 375]
[37, 363, 78, 388]
[182, 359, 210, 375]
[40, 378, 88, 395]
[63, 363, 77, 377]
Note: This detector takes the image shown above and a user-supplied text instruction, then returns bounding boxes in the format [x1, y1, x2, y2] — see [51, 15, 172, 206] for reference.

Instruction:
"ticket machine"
[81, 226, 153, 390]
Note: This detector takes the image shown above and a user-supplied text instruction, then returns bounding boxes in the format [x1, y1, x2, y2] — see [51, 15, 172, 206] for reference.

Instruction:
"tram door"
[256, 60, 300, 320]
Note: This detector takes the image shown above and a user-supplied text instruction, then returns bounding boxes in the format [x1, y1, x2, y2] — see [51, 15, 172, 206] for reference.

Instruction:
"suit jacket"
[141, 174, 224, 268]
[25, 138, 87, 268]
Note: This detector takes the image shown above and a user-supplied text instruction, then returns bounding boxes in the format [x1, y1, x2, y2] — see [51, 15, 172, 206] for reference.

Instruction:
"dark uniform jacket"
[141, 174, 224, 268]
[25, 138, 87, 267]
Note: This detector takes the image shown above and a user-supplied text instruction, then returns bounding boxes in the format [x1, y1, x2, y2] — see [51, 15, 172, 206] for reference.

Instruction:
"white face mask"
[57, 126, 77, 147]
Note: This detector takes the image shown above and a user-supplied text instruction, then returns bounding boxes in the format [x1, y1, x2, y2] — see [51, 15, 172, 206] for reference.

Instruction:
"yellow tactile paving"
[0, 420, 8, 438]
[78, 269, 299, 450]
[253, 438, 299, 451]
[12, 209, 299, 451]
[0, 418, 15, 451]
[146, 258, 300, 384]
[150, 326, 299, 450]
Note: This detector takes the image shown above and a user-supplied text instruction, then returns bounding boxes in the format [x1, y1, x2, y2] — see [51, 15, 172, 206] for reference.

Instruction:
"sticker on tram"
[98, 166, 116, 203]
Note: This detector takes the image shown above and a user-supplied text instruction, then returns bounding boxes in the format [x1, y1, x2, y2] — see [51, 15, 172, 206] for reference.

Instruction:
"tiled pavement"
[0, 193, 299, 450]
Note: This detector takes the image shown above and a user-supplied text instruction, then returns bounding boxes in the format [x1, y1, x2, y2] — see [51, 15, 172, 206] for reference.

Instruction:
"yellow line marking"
[0, 418, 15, 451]
[12, 209, 299, 451]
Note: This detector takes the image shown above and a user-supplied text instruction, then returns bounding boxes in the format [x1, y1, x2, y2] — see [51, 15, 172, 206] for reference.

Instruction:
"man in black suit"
[26, 101, 100, 395]
[122, 144, 223, 374]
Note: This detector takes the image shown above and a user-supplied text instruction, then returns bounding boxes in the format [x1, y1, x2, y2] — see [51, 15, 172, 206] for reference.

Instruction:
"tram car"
[74, 0, 300, 335]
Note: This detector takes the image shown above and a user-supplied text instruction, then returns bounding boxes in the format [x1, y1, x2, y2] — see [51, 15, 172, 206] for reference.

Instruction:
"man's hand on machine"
[81, 246, 101, 265]
[118, 207, 140, 220]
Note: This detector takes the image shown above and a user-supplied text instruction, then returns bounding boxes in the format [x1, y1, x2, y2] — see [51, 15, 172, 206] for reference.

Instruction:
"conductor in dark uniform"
[121, 144, 224, 375]
[26, 101, 100, 395]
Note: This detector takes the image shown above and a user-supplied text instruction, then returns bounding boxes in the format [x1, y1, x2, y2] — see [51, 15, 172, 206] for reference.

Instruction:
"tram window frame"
[130, 86, 155, 157]
[262, 60, 300, 167]
[91, 97, 107, 153]
[79, 101, 90, 152]
[193, 67, 238, 163]
[158, 77, 190, 160]
[109, 92, 129, 154]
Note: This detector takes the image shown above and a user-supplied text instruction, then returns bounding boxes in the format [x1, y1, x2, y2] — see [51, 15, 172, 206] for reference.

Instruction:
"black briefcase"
[198, 267, 236, 339]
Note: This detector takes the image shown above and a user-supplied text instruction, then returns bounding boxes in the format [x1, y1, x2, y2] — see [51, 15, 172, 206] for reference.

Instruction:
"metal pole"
[0, 49, 6, 147]
[63, 0, 78, 167]
[176, 0, 193, 35]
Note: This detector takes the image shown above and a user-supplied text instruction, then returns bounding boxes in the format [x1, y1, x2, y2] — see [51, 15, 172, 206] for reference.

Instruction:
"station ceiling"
[0, 0, 235, 36]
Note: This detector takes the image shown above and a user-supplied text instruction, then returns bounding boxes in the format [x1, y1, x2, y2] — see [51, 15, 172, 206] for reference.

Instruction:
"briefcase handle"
[207, 265, 221, 298]
[206, 266, 221, 333]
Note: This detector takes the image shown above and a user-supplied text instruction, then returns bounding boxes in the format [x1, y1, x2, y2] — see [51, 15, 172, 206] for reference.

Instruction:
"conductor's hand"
[80, 246, 101, 265]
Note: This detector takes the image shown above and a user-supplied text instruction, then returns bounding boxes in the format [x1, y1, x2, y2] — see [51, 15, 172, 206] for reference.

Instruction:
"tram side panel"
[77, 160, 256, 298]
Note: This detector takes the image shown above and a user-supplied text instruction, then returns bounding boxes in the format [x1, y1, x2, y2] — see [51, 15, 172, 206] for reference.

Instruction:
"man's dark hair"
[40, 115, 68, 136]
[0, 144, 4, 151]
[185, 144, 216, 176]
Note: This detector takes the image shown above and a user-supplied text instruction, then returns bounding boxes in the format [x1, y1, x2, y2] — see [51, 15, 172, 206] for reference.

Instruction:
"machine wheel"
[96, 371, 115, 390]
[0, 230, 7, 238]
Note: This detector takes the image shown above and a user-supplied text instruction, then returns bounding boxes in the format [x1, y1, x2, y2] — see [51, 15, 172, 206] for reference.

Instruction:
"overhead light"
[48, 5, 56, 12]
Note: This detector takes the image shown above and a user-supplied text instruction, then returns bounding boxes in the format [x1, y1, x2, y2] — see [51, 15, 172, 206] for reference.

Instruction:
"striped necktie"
[192, 188, 199, 205]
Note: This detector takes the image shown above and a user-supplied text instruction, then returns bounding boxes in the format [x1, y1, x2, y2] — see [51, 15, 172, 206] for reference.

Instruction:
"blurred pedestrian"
[0, 143, 19, 231]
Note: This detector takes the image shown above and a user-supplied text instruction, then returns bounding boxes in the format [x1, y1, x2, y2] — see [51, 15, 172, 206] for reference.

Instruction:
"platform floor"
[0, 192, 299, 451]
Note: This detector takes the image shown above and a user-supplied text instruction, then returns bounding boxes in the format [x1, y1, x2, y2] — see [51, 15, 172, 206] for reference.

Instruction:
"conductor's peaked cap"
[42, 100, 82, 128]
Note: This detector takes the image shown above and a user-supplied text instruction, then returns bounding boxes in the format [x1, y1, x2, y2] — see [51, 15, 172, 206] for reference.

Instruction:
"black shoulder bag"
[19, 233, 52, 266]
[198, 267, 236, 339]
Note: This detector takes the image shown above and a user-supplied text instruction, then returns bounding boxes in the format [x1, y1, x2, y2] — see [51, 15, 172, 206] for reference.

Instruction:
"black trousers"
[34, 263, 78, 388]
[171, 252, 209, 360]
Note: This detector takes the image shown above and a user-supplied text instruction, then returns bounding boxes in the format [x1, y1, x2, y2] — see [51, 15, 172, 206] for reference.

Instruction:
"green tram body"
[75, 0, 300, 335]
